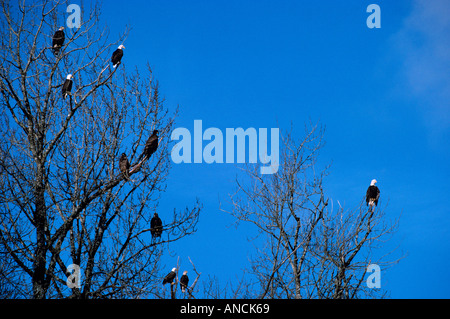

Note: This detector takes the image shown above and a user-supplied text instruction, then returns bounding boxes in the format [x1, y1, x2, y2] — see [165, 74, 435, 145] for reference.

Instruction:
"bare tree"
[0, 1, 200, 299]
[222, 123, 401, 299]
[306, 199, 399, 299]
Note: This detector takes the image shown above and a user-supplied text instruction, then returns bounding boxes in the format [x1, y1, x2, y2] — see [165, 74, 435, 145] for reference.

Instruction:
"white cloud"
[393, 0, 450, 134]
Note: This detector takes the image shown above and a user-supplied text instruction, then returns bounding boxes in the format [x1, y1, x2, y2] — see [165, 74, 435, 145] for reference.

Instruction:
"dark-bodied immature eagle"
[138, 130, 159, 162]
[62, 74, 73, 100]
[180, 271, 189, 293]
[52, 26, 65, 56]
[150, 212, 162, 238]
[111, 44, 125, 68]
[366, 179, 380, 211]
[119, 153, 130, 181]
[162, 268, 177, 285]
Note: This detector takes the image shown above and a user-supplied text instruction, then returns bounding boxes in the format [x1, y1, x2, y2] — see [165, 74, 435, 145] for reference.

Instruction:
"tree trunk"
[32, 166, 47, 299]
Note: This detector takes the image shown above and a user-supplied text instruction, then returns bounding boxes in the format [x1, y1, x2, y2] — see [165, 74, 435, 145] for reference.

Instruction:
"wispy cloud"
[393, 0, 450, 137]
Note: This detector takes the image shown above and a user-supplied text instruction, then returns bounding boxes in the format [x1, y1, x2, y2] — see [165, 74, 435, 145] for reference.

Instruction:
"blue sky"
[91, 0, 449, 298]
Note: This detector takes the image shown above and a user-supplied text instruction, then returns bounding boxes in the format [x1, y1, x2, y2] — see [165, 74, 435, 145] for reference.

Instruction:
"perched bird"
[119, 153, 130, 181]
[366, 179, 380, 211]
[52, 26, 65, 56]
[150, 212, 163, 238]
[138, 130, 159, 162]
[62, 74, 73, 100]
[111, 44, 125, 68]
[162, 268, 177, 285]
[180, 271, 189, 293]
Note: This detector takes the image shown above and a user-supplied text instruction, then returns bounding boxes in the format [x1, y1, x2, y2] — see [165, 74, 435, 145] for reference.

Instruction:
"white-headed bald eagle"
[366, 179, 380, 211]
[52, 27, 65, 56]
[180, 271, 189, 293]
[62, 74, 73, 99]
[163, 268, 177, 285]
[111, 45, 125, 68]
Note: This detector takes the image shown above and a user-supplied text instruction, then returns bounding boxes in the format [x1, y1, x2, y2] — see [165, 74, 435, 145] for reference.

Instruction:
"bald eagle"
[366, 179, 380, 211]
[62, 74, 73, 100]
[52, 27, 65, 56]
[119, 153, 130, 181]
[138, 130, 159, 162]
[180, 271, 189, 293]
[111, 45, 125, 68]
[163, 268, 177, 285]
[150, 212, 162, 238]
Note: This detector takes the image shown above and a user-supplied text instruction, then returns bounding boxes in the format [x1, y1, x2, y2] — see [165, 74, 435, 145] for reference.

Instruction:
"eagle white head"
[118, 44, 125, 50]
[171, 267, 176, 272]
[66, 74, 73, 80]
[371, 179, 377, 186]
[183, 270, 188, 275]
[59, 26, 65, 31]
